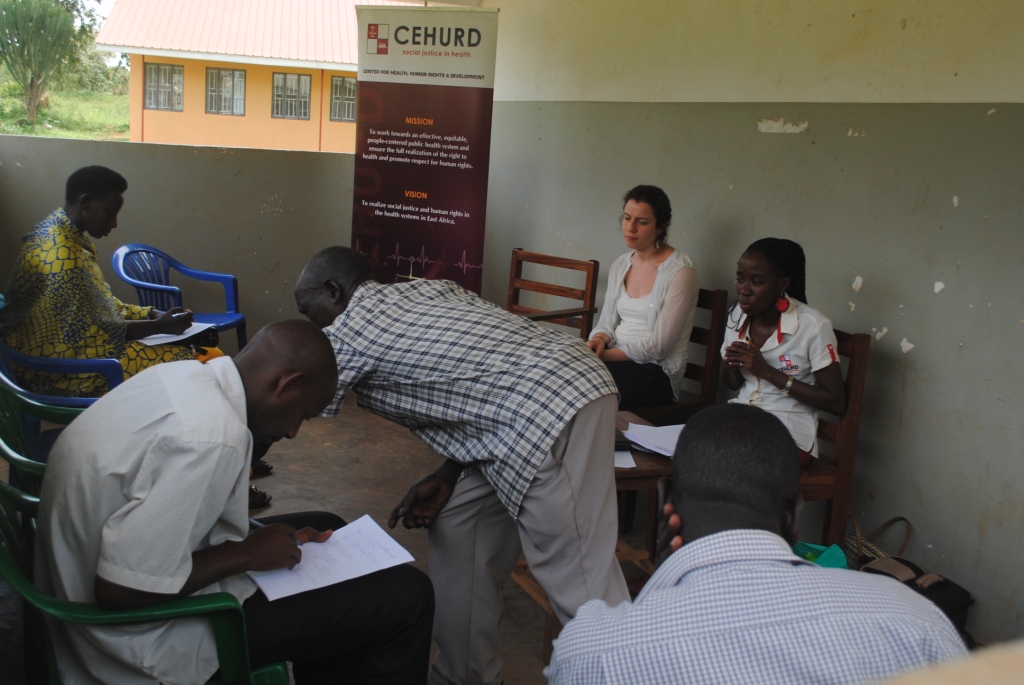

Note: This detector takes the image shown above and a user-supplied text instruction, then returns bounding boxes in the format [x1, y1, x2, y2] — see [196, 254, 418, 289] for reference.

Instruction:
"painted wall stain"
[900, 337, 915, 353]
[849, 301, 856, 311]
[874, 326, 888, 341]
[953, 195, 959, 207]
[757, 118, 809, 133]
[988, 108, 997, 115]
[847, 127, 867, 137]
[934, 281, 945, 293]
[852, 275, 863, 292]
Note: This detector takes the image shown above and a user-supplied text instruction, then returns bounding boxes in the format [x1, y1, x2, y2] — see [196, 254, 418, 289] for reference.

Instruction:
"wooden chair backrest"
[682, 288, 728, 405]
[801, 329, 871, 544]
[506, 248, 599, 340]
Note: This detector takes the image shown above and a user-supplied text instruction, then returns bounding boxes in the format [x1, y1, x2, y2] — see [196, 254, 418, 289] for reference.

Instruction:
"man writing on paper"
[295, 246, 629, 685]
[36, 319, 434, 684]
[547, 404, 967, 684]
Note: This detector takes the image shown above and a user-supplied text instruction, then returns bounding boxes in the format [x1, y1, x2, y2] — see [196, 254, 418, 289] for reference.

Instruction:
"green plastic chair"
[0, 371, 83, 496]
[0, 465, 288, 685]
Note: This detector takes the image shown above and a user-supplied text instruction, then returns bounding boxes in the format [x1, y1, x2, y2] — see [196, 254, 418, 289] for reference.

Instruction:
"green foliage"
[0, 0, 75, 122]
[50, 0, 100, 86]
[53, 40, 128, 94]
[0, 79, 128, 139]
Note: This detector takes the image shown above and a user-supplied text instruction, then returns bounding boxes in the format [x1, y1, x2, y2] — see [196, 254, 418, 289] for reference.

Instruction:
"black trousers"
[245, 512, 435, 685]
[604, 360, 675, 408]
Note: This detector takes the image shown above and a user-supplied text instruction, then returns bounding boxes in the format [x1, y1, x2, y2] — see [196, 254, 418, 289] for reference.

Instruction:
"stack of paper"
[623, 423, 685, 457]
[247, 515, 414, 601]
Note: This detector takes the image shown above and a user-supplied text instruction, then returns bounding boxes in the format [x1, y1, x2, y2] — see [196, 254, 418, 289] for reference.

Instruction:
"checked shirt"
[547, 529, 967, 685]
[322, 279, 618, 518]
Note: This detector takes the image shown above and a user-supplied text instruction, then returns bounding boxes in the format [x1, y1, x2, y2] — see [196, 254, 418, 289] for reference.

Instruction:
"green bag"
[793, 541, 849, 569]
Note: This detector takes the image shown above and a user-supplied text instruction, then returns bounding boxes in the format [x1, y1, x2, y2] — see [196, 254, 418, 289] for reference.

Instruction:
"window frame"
[205, 68, 246, 116]
[329, 76, 357, 122]
[144, 63, 184, 112]
[271, 72, 312, 120]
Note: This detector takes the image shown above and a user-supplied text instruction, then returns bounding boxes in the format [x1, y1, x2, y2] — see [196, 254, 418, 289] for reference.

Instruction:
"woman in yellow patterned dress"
[0, 166, 196, 398]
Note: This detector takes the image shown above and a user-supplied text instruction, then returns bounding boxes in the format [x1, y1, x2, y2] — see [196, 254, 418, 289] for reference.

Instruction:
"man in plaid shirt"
[295, 247, 629, 685]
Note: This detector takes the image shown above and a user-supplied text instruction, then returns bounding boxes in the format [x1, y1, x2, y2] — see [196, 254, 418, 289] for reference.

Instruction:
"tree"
[0, 0, 74, 123]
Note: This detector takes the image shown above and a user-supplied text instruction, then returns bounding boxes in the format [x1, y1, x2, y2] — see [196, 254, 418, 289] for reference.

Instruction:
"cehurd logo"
[367, 24, 389, 54]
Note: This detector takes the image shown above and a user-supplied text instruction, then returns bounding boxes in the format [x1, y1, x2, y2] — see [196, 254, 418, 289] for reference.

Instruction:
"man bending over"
[547, 403, 966, 684]
[295, 247, 629, 685]
[36, 319, 434, 684]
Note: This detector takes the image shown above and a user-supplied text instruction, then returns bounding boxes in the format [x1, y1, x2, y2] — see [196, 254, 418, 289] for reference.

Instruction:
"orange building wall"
[320, 69, 358, 154]
[129, 55, 356, 153]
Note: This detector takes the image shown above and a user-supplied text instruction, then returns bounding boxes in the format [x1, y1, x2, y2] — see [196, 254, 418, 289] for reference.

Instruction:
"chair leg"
[618, 491, 638, 534]
[820, 499, 835, 545]
[825, 494, 851, 547]
[542, 613, 563, 664]
[236, 323, 247, 350]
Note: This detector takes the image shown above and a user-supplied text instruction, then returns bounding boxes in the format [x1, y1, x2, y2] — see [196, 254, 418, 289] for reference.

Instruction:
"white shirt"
[612, 291, 652, 344]
[547, 529, 966, 685]
[721, 296, 839, 456]
[36, 357, 256, 685]
[590, 249, 699, 401]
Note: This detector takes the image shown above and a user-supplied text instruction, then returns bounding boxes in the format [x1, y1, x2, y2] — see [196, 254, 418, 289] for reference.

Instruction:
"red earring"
[775, 294, 790, 313]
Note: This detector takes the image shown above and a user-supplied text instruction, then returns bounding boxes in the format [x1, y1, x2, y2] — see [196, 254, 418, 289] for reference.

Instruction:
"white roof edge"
[95, 44, 358, 72]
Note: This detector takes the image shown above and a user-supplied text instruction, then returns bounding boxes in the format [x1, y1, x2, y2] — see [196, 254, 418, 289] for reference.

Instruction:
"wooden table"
[614, 411, 672, 573]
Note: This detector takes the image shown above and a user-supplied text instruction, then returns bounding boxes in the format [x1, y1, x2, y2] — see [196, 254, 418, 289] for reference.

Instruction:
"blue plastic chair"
[112, 244, 247, 349]
[0, 341, 121, 409]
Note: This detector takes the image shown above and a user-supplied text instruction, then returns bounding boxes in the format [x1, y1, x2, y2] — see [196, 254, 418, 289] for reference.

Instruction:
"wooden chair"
[628, 288, 728, 426]
[506, 248, 599, 340]
[799, 329, 871, 546]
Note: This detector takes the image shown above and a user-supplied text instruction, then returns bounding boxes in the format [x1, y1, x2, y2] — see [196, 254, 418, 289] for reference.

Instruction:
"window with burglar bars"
[144, 64, 183, 111]
[330, 76, 357, 122]
[206, 68, 246, 115]
[272, 73, 311, 120]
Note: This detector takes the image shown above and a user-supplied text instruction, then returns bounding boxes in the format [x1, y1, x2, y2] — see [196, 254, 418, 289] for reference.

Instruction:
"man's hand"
[388, 473, 455, 529]
[388, 459, 464, 530]
[94, 523, 335, 611]
[240, 523, 306, 571]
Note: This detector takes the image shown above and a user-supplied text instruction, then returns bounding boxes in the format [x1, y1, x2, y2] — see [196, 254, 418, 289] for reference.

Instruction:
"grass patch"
[0, 88, 129, 141]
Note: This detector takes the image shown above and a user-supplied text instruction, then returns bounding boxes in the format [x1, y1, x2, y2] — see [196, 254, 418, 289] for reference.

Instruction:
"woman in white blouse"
[587, 185, 699, 407]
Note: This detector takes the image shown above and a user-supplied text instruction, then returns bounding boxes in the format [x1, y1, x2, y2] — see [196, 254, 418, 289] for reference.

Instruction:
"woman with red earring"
[721, 238, 846, 466]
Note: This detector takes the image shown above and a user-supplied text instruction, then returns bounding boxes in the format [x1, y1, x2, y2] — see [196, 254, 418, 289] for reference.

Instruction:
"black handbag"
[861, 555, 975, 648]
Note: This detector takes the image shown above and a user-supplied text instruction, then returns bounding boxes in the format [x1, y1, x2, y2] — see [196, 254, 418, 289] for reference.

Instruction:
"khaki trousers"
[427, 394, 628, 685]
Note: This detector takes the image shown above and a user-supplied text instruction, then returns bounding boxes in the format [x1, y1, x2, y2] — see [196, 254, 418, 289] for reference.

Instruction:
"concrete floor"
[0, 399, 653, 685]
[257, 400, 652, 684]
[259, 401, 553, 684]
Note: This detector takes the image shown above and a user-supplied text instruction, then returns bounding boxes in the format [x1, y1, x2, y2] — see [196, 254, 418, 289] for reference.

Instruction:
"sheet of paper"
[623, 423, 685, 457]
[136, 321, 216, 346]
[246, 514, 414, 601]
[614, 450, 636, 468]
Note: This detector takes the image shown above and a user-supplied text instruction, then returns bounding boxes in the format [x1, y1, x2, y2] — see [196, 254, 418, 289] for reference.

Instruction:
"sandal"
[252, 459, 274, 478]
[248, 484, 272, 509]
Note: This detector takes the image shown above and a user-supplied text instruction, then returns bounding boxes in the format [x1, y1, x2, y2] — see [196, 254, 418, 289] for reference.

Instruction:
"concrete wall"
[486, 0, 1024, 103]
[0, 137, 353, 354]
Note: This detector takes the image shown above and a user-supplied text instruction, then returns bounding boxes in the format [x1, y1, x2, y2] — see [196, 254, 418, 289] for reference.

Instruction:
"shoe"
[252, 459, 274, 478]
[249, 484, 272, 509]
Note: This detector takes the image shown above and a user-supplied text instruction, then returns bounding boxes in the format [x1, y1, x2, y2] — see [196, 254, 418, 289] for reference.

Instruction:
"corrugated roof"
[97, 0, 411, 69]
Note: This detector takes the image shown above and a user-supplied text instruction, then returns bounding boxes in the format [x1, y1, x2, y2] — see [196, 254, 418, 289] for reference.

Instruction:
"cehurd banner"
[358, 6, 498, 90]
[353, 6, 499, 294]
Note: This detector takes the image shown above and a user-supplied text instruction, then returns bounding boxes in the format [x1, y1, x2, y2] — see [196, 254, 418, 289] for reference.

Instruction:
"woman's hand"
[586, 335, 609, 356]
[722, 340, 772, 379]
[155, 307, 193, 335]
